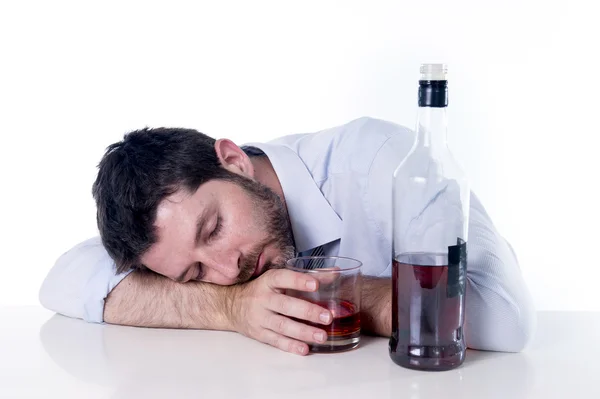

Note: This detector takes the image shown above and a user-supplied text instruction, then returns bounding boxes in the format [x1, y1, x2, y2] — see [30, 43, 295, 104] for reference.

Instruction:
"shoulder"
[272, 117, 415, 178]
[326, 116, 415, 177]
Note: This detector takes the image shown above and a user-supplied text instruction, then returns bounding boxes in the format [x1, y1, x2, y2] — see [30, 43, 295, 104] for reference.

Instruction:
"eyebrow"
[174, 206, 211, 283]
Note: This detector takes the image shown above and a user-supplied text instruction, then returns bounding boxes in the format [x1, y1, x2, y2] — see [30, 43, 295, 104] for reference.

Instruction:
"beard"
[228, 174, 296, 283]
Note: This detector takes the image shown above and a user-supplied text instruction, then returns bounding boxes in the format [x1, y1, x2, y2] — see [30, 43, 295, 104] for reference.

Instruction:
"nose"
[197, 249, 241, 282]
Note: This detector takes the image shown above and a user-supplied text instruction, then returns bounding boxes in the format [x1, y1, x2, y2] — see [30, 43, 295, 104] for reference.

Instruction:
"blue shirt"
[39, 117, 535, 352]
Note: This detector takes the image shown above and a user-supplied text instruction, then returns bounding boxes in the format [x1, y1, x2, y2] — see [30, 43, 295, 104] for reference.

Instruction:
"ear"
[214, 139, 255, 178]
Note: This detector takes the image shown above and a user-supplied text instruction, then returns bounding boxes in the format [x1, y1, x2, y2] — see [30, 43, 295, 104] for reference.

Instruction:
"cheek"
[228, 204, 264, 235]
[222, 197, 270, 245]
[217, 217, 265, 253]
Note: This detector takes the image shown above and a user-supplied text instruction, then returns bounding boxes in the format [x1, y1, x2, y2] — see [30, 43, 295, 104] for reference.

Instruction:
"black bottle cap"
[418, 80, 448, 108]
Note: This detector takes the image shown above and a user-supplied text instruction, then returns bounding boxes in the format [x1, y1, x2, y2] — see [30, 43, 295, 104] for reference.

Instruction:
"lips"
[253, 251, 265, 277]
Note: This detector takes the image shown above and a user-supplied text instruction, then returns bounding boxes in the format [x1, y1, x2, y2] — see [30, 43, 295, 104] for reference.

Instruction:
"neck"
[250, 156, 286, 201]
[416, 106, 448, 154]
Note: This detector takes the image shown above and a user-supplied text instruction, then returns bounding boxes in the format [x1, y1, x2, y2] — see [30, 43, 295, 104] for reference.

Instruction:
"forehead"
[156, 189, 205, 225]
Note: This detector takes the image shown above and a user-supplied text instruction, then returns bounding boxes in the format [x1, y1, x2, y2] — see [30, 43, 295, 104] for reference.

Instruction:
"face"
[140, 176, 296, 285]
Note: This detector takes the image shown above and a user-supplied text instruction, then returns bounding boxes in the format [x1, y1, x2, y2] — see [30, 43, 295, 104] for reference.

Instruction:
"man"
[39, 117, 535, 355]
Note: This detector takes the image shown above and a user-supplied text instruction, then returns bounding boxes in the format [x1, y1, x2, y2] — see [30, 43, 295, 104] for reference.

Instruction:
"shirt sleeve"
[463, 193, 536, 352]
[39, 236, 132, 323]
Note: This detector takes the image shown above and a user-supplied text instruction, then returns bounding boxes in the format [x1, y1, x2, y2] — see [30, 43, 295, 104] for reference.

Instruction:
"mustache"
[236, 241, 296, 284]
[236, 247, 262, 283]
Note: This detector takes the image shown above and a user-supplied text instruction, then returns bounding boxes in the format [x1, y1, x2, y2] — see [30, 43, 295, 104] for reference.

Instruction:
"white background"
[0, 0, 598, 311]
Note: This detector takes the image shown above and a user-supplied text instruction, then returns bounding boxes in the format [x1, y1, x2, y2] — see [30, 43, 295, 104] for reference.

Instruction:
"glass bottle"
[389, 64, 469, 371]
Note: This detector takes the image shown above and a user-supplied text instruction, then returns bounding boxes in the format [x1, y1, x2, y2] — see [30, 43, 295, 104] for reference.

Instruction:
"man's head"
[92, 128, 295, 285]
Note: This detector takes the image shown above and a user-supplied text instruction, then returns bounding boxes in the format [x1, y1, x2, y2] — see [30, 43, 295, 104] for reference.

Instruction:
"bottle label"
[447, 238, 467, 298]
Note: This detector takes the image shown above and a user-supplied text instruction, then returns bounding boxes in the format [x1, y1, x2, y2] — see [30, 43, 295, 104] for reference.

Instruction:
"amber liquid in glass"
[299, 299, 360, 353]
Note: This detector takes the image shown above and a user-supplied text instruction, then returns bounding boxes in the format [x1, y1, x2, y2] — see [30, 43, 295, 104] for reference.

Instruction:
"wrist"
[184, 281, 240, 332]
[223, 284, 242, 332]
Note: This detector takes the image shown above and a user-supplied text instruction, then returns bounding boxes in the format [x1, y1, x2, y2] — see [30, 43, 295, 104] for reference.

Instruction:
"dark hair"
[92, 127, 240, 274]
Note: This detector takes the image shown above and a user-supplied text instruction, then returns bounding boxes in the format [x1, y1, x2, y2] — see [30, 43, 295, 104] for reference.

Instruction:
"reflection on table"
[39, 312, 545, 399]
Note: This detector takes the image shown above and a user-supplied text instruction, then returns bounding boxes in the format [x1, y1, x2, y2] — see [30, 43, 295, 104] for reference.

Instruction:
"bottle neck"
[416, 79, 449, 153]
[416, 106, 448, 152]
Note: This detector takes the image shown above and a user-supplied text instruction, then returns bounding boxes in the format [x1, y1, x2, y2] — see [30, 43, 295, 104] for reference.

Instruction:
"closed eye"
[209, 216, 222, 240]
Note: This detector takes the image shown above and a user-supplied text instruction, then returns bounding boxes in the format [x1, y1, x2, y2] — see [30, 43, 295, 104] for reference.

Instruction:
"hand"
[228, 269, 333, 355]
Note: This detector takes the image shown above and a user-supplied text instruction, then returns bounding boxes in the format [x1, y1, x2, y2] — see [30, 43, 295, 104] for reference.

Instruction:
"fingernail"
[320, 312, 331, 323]
[314, 332, 325, 342]
[306, 280, 316, 290]
[297, 345, 307, 354]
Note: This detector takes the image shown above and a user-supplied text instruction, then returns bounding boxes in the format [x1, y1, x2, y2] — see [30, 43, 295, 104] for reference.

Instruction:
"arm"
[39, 236, 252, 331]
[360, 276, 392, 337]
[103, 271, 234, 330]
[40, 239, 335, 355]
[106, 269, 339, 355]
[39, 236, 237, 331]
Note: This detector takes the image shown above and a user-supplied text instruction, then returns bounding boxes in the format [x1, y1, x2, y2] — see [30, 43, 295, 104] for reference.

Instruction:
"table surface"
[1, 307, 598, 399]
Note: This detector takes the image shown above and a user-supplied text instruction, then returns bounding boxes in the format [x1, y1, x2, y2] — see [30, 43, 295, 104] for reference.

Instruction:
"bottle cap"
[420, 64, 447, 81]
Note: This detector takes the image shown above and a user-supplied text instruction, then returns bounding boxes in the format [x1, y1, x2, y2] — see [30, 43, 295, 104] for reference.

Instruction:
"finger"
[260, 329, 310, 356]
[267, 293, 332, 325]
[311, 267, 342, 286]
[265, 269, 319, 292]
[263, 313, 328, 344]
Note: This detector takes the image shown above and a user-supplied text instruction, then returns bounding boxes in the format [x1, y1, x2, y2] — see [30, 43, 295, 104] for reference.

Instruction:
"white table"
[1, 307, 598, 398]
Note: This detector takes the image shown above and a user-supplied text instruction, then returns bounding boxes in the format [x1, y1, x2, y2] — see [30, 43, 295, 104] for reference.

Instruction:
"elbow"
[466, 281, 537, 353]
[39, 274, 55, 312]
[504, 295, 537, 353]
[38, 236, 122, 323]
[39, 251, 74, 316]
[38, 239, 97, 320]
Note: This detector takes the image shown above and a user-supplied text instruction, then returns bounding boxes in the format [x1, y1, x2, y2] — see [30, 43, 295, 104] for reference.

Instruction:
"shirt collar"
[242, 142, 342, 253]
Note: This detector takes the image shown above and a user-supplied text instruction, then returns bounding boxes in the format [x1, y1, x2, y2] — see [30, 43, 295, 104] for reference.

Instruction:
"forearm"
[103, 271, 235, 331]
[360, 276, 392, 337]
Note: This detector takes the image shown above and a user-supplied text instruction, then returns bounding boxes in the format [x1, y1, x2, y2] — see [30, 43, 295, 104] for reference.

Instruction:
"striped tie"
[306, 245, 325, 270]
